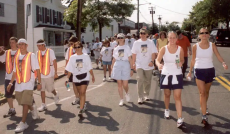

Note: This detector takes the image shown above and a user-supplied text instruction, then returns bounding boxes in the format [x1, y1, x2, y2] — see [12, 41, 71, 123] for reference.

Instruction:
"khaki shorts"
[15, 90, 34, 106]
[41, 77, 54, 92]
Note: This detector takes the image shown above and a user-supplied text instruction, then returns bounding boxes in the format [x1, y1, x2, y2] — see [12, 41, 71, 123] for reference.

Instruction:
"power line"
[139, 11, 151, 23]
[142, 0, 189, 16]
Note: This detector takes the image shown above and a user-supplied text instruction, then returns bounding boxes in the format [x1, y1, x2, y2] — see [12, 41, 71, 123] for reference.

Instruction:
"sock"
[10, 108, 15, 111]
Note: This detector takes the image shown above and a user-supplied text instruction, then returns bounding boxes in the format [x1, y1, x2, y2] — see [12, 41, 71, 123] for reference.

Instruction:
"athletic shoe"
[125, 93, 130, 102]
[37, 103, 47, 112]
[201, 115, 209, 125]
[78, 109, 84, 119]
[138, 98, 143, 104]
[54, 92, 59, 104]
[164, 109, 170, 119]
[144, 96, 150, 101]
[206, 108, 210, 115]
[119, 99, 124, 106]
[103, 77, 106, 82]
[83, 103, 87, 112]
[15, 122, 29, 133]
[31, 104, 40, 119]
[72, 98, 80, 105]
[108, 77, 112, 80]
[3, 108, 16, 118]
[177, 118, 185, 128]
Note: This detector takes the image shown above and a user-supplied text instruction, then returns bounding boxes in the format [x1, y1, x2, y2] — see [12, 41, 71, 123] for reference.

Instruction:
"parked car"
[209, 29, 230, 46]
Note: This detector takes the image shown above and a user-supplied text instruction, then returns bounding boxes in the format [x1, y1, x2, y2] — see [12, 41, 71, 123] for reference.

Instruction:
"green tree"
[64, 0, 135, 41]
[167, 22, 180, 31]
[181, 18, 196, 32]
[159, 25, 168, 32]
[149, 23, 159, 34]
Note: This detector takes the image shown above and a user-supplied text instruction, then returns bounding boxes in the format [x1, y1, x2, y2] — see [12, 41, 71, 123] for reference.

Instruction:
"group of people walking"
[0, 27, 228, 132]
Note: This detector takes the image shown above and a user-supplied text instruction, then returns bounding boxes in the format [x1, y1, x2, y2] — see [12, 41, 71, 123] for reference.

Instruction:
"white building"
[81, 19, 119, 43]
[25, 0, 74, 56]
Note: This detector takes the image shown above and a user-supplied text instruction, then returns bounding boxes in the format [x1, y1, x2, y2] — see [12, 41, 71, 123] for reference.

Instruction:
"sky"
[128, 0, 202, 27]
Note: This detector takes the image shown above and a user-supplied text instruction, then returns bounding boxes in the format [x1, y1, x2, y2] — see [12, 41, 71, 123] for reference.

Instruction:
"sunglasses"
[74, 46, 81, 49]
[140, 32, 146, 35]
[117, 37, 124, 39]
[200, 32, 209, 35]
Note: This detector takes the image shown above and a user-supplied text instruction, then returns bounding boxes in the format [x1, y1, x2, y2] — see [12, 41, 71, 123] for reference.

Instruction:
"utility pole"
[149, 7, 155, 28]
[76, 0, 82, 41]
[158, 15, 162, 30]
[137, 0, 139, 35]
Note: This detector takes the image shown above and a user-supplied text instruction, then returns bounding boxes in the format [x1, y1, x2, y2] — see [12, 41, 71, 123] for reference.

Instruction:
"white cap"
[127, 33, 131, 36]
[117, 33, 125, 38]
[18, 38, 28, 44]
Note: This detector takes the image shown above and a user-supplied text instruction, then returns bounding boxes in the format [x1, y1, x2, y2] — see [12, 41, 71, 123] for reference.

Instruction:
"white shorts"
[112, 60, 130, 80]
[94, 52, 100, 60]
[41, 77, 54, 92]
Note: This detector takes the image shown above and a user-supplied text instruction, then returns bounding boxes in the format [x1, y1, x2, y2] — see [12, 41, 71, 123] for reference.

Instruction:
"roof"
[61, 0, 73, 7]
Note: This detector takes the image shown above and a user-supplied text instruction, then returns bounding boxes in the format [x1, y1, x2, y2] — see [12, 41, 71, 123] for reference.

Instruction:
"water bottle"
[66, 82, 71, 91]
[175, 55, 180, 69]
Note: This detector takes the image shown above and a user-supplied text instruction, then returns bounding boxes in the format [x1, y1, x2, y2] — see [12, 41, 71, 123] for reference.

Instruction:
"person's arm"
[132, 53, 136, 71]
[212, 43, 228, 69]
[187, 45, 197, 78]
[179, 47, 185, 66]
[156, 40, 159, 52]
[36, 69, 42, 90]
[111, 58, 116, 71]
[128, 56, 133, 76]
[7, 72, 16, 92]
[53, 59, 58, 79]
[89, 69, 95, 83]
[187, 38, 192, 55]
[156, 47, 165, 70]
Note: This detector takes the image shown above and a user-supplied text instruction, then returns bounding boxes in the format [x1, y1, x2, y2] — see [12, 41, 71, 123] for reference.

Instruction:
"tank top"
[162, 46, 182, 75]
[194, 42, 214, 69]
[157, 38, 168, 50]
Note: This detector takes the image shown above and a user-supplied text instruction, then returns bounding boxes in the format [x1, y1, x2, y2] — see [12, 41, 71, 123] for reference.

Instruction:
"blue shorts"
[4, 80, 16, 98]
[102, 61, 112, 65]
[112, 60, 130, 80]
[160, 74, 183, 90]
[194, 67, 215, 83]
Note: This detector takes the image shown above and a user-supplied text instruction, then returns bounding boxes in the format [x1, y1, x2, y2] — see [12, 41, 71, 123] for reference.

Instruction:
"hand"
[133, 64, 136, 71]
[178, 62, 183, 67]
[189, 50, 192, 55]
[187, 72, 192, 78]
[148, 62, 154, 67]
[157, 64, 164, 70]
[7, 84, 12, 92]
[130, 70, 133, 77]
[54, 73, 59, 79]
[37, 84, 42, 91]
[223, 63, 228, 70]
[92, 76, 95, 83]
[65, 81, 68, 87]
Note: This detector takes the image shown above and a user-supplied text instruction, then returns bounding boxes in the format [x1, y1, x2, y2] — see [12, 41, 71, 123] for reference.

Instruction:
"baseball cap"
[154, 33, 159, 36]
[117, 33, 125, 38]
[18, 38, 28, 44]
[139, 28, 149, 34]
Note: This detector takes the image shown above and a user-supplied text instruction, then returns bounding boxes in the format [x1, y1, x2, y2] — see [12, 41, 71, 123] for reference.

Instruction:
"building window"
[54, 11, 57, 24]
[0, 2, 4, 17]
[39, 7, 42, 22]
[47, 9, 50, 22]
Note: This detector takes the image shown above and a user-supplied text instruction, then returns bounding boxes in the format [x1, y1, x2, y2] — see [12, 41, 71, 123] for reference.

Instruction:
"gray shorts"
[112, 60, 130, 80]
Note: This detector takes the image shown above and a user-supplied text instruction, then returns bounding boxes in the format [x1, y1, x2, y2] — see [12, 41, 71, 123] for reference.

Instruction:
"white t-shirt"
[65, 47, 87, 60]
[0, 50, 17, 80]
[93, 42, 102, 55]
[100, 46, 113, 62]
[65, 54, 92, 83]
[132, 39, 158, 70]
[111, 41, 118, 49]
[125, 38, 135, 49]
[13, 53, 40, 92]
[113, 45, 132, 61]
[36, 49, 56, 78]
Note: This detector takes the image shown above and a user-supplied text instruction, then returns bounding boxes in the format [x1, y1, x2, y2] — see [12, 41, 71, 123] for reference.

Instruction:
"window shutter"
[50, 9, 52, 24]
[61, 13, 63, 25]
[45, 8, 47, 23]
[42, 7, 45, 23]
[36, 5, 39, 22]
[53, 10, 55, 24]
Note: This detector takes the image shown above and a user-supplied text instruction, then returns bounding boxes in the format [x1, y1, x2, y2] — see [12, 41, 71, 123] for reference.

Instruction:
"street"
[0, 40, 230, 134]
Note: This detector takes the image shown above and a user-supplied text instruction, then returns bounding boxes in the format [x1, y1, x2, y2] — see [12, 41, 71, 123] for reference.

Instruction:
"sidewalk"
[0, 58, 67, 104]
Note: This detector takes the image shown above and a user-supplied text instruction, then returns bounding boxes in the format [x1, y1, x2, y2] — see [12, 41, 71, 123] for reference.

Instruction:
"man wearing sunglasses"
[176, 30, 192, 78]
[132, 28, 158, 104]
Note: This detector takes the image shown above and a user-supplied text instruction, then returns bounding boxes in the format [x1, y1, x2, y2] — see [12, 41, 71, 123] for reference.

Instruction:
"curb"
[0, 73, 66, 105]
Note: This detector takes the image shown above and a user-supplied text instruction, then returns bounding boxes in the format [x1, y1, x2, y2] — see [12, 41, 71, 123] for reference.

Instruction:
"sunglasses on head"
[74, 46, 81, 49]
[117, 37, 123, 39]
[140, 32, 146, 35]
[200, 32, 209, 35]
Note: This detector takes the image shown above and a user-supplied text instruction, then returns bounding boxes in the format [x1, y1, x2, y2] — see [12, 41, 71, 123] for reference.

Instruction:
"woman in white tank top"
[156, 31, 185, 128]
[187, 28, 228, 126]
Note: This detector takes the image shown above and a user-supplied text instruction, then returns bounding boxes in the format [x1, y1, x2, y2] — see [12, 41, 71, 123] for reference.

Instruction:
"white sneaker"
[138, 98, 143, 104]
[164, 109, 170, 119]
[108, 77, 112, 80]
[31, 104, 40, 119]
[119, 99, 124, 106]
[177, 118, 184, 128]
[144, 96, 150, 101]
[72, 98, 80, 105]
[37, 103, 47, 112]
[54, 92, 59, 104]
[125, 93, 130, 102]
[103, 78, 106, 82]
[15, 122, 29, 133]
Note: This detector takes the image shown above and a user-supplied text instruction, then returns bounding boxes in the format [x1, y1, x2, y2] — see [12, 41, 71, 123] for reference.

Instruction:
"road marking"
[218, 76, 230, 85]
[215, 77, 230, 91]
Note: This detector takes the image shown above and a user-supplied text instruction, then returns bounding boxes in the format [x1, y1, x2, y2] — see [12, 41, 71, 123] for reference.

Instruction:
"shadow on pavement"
[80, 102, 119, 132]
[44, 104, 76, 123]
[128, 79, 137, 84]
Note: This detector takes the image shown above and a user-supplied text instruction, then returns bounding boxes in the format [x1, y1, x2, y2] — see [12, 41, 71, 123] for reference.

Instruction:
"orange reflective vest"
[37, 49, 51, 76]
[15, 52, 32, 84]
[5, 49, 20, 74]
